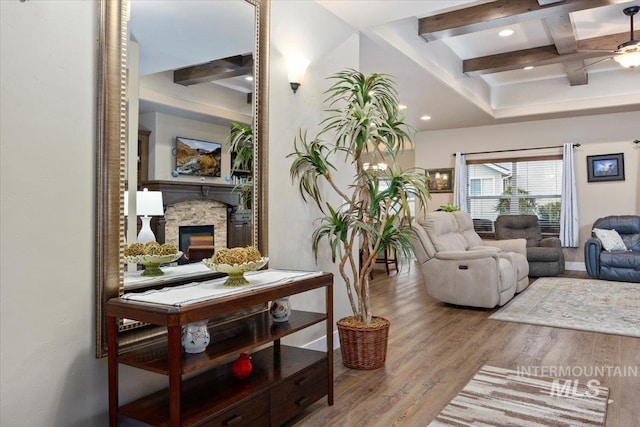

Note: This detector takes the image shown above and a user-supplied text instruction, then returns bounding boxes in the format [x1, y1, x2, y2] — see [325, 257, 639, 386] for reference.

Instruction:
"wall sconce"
[124, 188, 164, 243]
[287, 56, 309, 94]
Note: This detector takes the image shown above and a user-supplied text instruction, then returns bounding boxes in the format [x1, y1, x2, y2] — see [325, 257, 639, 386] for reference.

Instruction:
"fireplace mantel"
[142, 180, 240, 207]
[140, 181, 250, 248]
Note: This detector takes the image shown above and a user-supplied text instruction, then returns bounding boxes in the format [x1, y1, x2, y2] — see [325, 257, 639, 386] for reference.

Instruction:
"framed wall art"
[175, 136, 222, 177]
[586, 153, 625, 183]
[426, 168, 454, 193]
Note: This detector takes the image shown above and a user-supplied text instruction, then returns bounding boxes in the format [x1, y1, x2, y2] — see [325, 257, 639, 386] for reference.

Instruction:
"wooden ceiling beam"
[463, 31, 635, 75]
[174, 54, 253, 86]
[578, 30, 639, 50]
[419, 0, 618, 41]
[563, 60, 589, 85]
[463, 46, 609, 76]
[544, 14, 587, 85]
[544, 14, 578, 54]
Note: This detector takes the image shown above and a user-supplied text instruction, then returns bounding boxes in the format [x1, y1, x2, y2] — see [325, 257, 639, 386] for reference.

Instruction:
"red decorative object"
[232, 353, 253, 379]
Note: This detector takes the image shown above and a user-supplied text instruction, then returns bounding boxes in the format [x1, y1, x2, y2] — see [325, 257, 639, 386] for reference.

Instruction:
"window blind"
[466, 155, 563, 235]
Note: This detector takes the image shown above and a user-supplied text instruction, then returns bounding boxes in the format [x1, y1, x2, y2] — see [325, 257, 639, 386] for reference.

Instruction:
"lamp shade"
[287, 56, 309, 84]
[124, 188, 164, 216]
[137, 188, 164, 216]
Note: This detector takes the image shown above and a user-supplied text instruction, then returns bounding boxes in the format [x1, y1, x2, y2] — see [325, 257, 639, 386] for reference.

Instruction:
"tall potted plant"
[228, 122, 253, 211]
[289, 69, 430, 369]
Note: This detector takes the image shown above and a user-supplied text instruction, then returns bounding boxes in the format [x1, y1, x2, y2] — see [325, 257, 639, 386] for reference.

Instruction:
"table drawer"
[200, 392, 269, 427]
[270, 361, 328, 426]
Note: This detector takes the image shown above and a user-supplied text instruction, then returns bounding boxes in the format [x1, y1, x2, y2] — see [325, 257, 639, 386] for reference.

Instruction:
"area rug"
[428, 365, 609, 426]
[489, 277, 640, 338]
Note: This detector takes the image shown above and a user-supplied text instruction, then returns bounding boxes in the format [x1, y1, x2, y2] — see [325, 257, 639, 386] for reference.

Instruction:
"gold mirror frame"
[95, 0, 269, 358]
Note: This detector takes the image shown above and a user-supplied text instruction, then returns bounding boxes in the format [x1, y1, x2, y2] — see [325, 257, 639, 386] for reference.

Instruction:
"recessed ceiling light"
[499, 29, 514, 37]
[420, 115, 432, 121]
[399, 104, 407, 110]
[523, 66, 534, 70]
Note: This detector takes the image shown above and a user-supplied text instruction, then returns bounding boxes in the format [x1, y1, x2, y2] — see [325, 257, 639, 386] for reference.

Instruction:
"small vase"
[270, 297, 291, 323]
[232, 353, 253, 379]
[181, 320, 210, 354]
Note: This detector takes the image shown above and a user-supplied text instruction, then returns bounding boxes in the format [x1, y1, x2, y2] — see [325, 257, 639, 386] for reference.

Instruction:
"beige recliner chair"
[410, 211, 529, 308]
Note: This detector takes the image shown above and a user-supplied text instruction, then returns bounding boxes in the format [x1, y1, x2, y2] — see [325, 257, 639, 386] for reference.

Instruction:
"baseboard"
[565, 262, 586, 272]
[301, 330, 340, 352]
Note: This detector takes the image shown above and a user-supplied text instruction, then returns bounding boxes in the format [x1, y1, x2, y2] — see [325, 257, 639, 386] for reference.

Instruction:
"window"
[466, 156, 563, 235]
[469, 177, 494, 196]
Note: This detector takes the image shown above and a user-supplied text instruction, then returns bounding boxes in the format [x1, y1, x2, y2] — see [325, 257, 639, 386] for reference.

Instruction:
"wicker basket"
[337, 316, 390, 370]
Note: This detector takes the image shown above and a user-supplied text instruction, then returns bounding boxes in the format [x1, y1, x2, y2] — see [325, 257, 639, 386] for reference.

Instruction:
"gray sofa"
[495, 215, 565, 277]
[410, 211, 529, 308]
[585, 215, 640, 283]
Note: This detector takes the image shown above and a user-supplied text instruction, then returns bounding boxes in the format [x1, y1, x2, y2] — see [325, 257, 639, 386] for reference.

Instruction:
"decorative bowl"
[124, 251, 183, 276]
[202, 257, 269, 286]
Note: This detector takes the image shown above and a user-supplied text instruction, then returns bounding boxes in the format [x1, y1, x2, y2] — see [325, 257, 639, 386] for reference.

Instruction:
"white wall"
[141, 111, 233, 183]
[414, 111, 640, 264]
[268, 0, 359, 348]
[0, 1, 110, 425]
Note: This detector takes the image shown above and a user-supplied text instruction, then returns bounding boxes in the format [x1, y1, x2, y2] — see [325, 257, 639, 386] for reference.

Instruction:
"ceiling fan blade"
[569, 6, 640, 72]
[569, 56, 613, 73]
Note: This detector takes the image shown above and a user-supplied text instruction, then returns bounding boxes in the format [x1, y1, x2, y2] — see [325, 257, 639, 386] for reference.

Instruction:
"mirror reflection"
[125, 0, 256, 281]
[95, 0, 268, 358]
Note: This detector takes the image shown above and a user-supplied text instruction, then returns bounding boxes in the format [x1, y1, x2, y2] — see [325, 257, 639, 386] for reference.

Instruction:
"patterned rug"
[429, 365, 609, 426]
[489, 277, 640, 338]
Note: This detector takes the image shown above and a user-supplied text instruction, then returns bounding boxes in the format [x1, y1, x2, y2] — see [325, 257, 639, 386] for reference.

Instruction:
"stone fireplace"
[165, 200, 226, 253]
[142, 180, 245, 252]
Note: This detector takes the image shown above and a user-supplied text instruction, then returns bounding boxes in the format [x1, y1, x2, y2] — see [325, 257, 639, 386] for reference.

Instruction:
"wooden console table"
[106, 270, 334, 426]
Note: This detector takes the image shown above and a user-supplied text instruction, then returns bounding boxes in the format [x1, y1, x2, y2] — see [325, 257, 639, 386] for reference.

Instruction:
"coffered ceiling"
[131, 0, 639, 132]
[319, 0, 640, 131]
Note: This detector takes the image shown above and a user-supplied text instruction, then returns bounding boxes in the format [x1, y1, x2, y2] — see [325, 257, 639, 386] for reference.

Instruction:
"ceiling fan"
[579, 5, 640, 69]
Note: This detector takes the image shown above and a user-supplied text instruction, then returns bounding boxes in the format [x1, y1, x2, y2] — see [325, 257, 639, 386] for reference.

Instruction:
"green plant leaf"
[288, 68, 432, 325]
[288, 131, 336, 212]
[228, 122, 253, 172]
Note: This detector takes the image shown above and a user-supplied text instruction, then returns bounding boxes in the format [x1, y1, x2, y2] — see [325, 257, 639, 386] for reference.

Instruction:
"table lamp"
[124, 188, 164, 243]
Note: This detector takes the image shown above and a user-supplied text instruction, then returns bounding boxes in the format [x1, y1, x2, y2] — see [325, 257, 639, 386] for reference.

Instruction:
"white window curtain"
[560, 143, 579, 247]
[453, 152, 467, 212]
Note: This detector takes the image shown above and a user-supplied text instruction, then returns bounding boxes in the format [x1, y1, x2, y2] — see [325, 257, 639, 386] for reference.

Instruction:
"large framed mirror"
[96, 0, 269, 358]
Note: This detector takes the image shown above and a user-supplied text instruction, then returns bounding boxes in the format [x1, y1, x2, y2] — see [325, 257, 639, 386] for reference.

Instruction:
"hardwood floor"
[288, 262, 640, 427]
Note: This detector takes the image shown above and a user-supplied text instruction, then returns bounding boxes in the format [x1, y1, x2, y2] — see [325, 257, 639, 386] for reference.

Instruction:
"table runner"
[121, 269, 324, 306]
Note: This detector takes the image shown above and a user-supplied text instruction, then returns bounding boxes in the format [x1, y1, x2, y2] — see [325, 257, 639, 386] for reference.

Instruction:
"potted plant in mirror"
[228, 122, 253, 211]
[289, 69, 430, 369]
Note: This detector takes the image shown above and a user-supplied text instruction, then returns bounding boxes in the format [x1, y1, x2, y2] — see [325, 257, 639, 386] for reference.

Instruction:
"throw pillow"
[592, 228, 627, 251]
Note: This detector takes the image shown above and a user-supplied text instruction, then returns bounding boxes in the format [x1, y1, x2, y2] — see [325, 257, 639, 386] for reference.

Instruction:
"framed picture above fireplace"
[175, 136, 222, 177]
